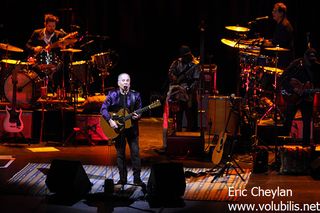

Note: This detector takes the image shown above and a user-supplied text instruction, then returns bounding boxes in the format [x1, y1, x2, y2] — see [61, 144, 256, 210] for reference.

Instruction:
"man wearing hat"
[280, 48, 320, 146]
[166, 45, 201, 133]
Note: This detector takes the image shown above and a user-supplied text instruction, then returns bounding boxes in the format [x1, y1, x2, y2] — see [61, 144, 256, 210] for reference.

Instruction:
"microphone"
[256, 16, 269, 21]
[123, 86, 128, 94]
[60, 28, 67, 35]
[248, 16, 269, 25]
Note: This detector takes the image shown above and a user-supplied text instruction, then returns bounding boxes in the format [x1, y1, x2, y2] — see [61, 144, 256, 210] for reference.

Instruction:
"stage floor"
[1, 117, 320, 212]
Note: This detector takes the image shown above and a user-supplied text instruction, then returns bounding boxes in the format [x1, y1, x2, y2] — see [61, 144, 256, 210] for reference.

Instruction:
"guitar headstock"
[63, 31, 78, 40]
[149, 100, 161, 109]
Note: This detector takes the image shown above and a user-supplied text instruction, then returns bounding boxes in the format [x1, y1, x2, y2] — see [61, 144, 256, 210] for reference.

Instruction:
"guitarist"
[25, 14, 70, 93]
[166, 45, 201, 133]
[280, 48, 320, 146]
[100, 73, 143, 186]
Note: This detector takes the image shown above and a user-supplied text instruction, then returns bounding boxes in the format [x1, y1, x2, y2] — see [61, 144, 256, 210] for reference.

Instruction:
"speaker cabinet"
[166, 132, 204, 157]
[0, 110, 33, 139]
[147, 162, 186, 199]
[45, 159, 92, 196]
[310, 157, 320, 179]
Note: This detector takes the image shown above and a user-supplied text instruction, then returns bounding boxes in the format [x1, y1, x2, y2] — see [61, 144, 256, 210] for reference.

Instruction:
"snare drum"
[36, 51, 60, 70]
[4, 69, 42, 104]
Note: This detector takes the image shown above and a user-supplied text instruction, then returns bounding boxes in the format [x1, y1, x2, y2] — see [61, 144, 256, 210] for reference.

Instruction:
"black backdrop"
[1, 0, 320, 106]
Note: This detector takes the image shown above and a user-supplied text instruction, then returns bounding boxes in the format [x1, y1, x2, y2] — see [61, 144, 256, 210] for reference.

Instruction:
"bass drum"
[4, 70, 42, 105]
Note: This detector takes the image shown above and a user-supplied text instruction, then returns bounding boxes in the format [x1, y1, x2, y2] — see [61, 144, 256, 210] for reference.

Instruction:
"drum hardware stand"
[259, 49, 283, 170]
[258, 57, 284, 123]
[209, 100, 245, 182]
[64, 57, 94, 146]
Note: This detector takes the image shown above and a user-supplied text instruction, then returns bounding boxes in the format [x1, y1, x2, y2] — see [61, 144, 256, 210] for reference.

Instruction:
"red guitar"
[3, 64, 24, 132]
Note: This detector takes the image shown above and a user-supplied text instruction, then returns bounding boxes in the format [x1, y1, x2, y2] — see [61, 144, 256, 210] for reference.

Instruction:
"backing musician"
[25, 14, 67, 93]
[167, 45, 201, 132]
[280, 48, 320, 146]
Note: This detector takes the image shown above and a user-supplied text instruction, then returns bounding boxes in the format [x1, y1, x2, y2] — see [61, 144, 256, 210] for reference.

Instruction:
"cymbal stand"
[64, 53, 95, 145]
[99, 62, 110, 94]
[258, 49, 282, 169]
[258, 54, 283, 122]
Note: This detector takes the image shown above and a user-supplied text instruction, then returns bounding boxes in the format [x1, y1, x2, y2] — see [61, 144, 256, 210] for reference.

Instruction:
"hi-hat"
[265, 46, 289, 51]
[0, 43, 24, 52]
[225, 26, 250, 32]
[60, 48, 82, 53]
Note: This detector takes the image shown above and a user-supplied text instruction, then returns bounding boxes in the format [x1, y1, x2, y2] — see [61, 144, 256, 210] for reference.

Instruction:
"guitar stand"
[64, 126, 94, 146]
[211, 153, 245, 183]
[1, 131, 29, 145]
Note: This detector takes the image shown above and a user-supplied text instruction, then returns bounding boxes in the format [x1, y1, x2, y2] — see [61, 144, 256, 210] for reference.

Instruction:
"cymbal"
[60, 48, 82, 53]
[1, 59, 31, 65]
[0, 43, 24, 52]
[225, 26, 250, 32]
[265, 46, 289, 51]
[260, 66, 283, 74]
[50, 38, 78, 49]
[221, 38, 249, 49]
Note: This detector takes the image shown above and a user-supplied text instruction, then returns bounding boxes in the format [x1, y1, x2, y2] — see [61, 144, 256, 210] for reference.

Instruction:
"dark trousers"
[114, 126, 141, 181]
[283, 101, 313, 145]
[175, 99, 198, 132]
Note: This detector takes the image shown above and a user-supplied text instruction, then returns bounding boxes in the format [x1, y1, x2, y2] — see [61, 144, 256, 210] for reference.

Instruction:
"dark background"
[1, 0, 320, 106]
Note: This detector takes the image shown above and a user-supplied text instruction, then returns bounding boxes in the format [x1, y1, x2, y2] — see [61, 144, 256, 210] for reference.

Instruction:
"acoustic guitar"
[100, 100, 161, 140]
[3, 64, 24, 133]
[211, 131, 227, 165]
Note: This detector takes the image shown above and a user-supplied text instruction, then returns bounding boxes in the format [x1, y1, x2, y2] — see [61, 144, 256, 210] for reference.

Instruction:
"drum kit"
[221, 25, 289, 122]
[0, 37, 114, 107]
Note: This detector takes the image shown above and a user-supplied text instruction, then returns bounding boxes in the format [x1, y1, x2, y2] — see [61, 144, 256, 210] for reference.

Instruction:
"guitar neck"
[123, 105, 151, 121]
[12, 68, 18, 111]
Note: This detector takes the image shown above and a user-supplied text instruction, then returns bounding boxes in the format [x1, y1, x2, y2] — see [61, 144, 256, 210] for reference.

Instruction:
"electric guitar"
[100, 100, 161, 139]
[49, 31, 78, 49]
[281, 78, 320, 105]
[3, 64, 24, 133]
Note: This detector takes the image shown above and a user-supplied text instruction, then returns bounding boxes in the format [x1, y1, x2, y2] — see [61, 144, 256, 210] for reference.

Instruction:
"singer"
[100, 73, 144, 186]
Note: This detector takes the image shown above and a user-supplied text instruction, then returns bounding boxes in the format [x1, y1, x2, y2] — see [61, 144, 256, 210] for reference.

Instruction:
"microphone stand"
[199, 19, 206, 153]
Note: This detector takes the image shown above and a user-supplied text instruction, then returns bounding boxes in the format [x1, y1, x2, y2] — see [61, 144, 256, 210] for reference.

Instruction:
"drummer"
[262, 2, 294, 69]
[25, 14, 67, 93]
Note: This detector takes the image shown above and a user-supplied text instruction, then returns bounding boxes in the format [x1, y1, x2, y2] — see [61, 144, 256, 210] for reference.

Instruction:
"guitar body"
[3, 65, 24, 133]
[211, 132, 227, 165]
[3, 105, 24, 133]
[100, 109, 132, 140]
[100, 100, 161, 140]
